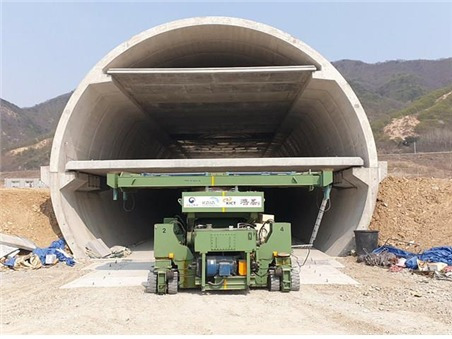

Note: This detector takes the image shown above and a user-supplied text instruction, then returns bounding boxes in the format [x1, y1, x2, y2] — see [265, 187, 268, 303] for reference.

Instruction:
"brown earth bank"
[0, 188, 61, 247]
[370, 176, 452, 251]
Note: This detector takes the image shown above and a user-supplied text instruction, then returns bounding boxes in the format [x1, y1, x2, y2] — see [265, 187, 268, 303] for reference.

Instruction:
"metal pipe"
[309, 185, 332, 245]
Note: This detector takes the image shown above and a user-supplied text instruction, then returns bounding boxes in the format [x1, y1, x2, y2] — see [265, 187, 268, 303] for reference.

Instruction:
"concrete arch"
[47, 17, 384, 258]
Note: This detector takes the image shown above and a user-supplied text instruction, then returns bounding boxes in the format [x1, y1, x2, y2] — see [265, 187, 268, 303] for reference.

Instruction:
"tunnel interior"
[57, 21, 372, 255]
[69, 24, 367, 164]
[79, 185, 331, 248]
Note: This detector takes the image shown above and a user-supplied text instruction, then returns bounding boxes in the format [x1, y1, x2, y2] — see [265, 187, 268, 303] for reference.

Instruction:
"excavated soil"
[370, 176, 452, 251]
[0, 188, 61, 247]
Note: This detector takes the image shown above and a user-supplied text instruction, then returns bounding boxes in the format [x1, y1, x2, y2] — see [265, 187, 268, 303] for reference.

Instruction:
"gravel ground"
[1, 176, 451, 335]
[1, 256, 450, 335]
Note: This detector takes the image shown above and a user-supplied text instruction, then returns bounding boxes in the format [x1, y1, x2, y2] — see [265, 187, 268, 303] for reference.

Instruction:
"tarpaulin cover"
[373, 245, 452, 269]
[33, 239, 75, 266]
[373, 245, 416, 259]
[4, 257, 16, 267]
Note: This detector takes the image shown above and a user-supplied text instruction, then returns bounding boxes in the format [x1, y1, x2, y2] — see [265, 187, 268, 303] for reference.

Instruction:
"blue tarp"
[418, 246, 452, 265]
[4, 257, 16, 267]
[2, 239, 75, 268]
[33, 239, 75, 266]
[372, 245, 452, 269]
[373, 245, 416, 259]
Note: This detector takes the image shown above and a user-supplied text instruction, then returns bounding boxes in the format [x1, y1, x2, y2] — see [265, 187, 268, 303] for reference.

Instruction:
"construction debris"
[357, 251, 397, 267]
[0, 233, 36, 251]
[33, 239, 75, 266]
[4, 253, 42, 269]
[1, 238, 75, 270]
[371, 245, 452, 269]
[417, 261, 447, 272]
[433, 265, 452, 281]
[357, 245, 452, 279]
[0, 244, 19, 258]
[45, 254, 58, 265]
[7, 249, 20, 259]
[109, 246, 132, 258]
[85, 238, 112, 258]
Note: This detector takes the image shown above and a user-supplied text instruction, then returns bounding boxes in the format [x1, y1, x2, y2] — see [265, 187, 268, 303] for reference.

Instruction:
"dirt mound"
[370, 176, 452, 251]
[0, 188, 62, 247]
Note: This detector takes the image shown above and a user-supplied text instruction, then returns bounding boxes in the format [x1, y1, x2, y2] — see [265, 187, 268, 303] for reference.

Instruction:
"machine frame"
[107, 170, 333, 294]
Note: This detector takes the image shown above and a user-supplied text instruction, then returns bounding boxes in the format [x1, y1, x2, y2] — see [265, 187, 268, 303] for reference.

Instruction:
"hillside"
[1, 93, 71, 152]
[21, 93, 72, 138]
[374, 85, 452, 153]
[0, 99, 43, 152]
[1, 93, 71, 170]
[1, 58, 452, 171]
[333, 58, 452, 91]
[333, 58, 452, 122]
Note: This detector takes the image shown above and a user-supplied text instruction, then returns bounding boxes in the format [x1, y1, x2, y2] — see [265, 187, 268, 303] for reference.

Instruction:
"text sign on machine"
[183, 196, 263, 209]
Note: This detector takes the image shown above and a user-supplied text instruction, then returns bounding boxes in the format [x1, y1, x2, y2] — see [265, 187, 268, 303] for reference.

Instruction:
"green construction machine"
[107, 170, 332, 294]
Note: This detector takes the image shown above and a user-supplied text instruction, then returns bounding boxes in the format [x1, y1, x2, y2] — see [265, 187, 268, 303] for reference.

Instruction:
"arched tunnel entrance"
[45, 17, 386, 258]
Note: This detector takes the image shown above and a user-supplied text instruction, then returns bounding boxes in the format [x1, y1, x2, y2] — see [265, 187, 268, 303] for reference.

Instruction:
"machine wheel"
[167, 271, 179, 295]
[144, 270, 157, 293]
[268, 272, 281, 291]
[291, 265, 301, 291]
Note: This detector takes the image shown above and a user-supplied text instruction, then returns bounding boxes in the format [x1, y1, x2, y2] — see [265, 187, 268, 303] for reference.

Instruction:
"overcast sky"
[1, 1, 452, 107]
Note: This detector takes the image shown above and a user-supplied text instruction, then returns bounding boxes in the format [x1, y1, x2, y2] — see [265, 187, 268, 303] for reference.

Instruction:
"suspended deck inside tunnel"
[65, 157, 364, 176]
[107, 66, 317, 158]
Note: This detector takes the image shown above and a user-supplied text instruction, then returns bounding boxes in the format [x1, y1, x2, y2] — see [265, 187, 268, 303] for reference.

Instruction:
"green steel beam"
[107, 171, 333, 189]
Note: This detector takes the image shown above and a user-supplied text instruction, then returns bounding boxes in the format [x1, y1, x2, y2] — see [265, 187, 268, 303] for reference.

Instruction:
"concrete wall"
[47, 17, 384, 258]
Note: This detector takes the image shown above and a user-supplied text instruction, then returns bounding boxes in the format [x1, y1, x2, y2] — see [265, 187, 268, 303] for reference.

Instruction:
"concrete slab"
[299, 264, 358, 285]
[108, 66, 317, 157]
[62, 240, 153, 289]
[292, 248, 357, 284]
[108, 66, 315, 106]
[293, 248, 344, 268]
[61, 260, 152, 288]
[0, 244, 18, 258]
[62, 242, 357, 289]
[66, 157, 364, 176]
[0, 233, 36, 251]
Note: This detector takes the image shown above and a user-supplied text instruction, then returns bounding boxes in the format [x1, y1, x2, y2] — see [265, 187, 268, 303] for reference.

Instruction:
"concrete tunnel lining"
[48, 17, 384, 259]
[107, 66, 317, 158]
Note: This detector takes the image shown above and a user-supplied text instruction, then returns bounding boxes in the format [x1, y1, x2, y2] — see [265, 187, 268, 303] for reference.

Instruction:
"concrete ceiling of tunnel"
[108, 66, 316, 157]
[103, 24, 323, 70]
